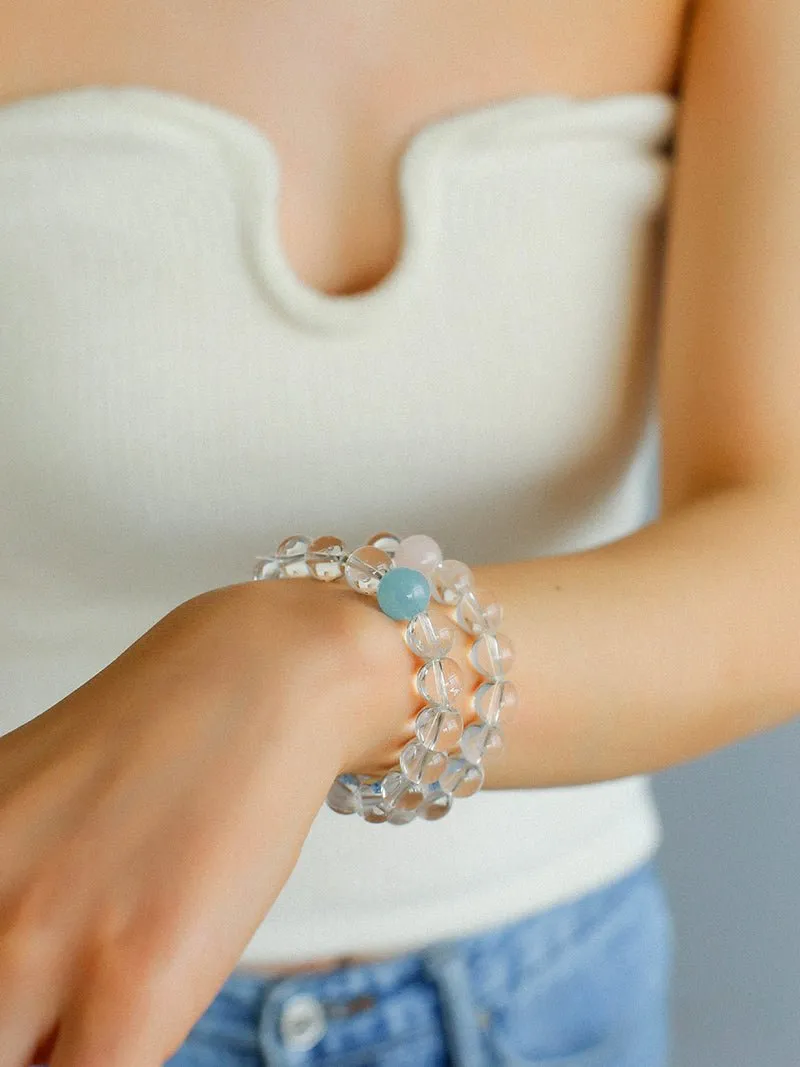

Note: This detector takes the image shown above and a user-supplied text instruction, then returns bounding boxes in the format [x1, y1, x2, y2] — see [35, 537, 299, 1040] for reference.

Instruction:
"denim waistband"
[179, 856, 671, 1067]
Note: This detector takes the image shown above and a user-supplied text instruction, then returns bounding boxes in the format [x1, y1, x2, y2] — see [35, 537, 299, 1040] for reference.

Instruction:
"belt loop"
[421, 941, 485, 1067]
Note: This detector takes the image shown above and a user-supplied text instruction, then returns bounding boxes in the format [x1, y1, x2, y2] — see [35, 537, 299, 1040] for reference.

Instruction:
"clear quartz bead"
[455, 588, 503, 635]
[275, 535, 312, 578]
[415, 705, 464, 752]
[359, 778, 389, 823]
[468, 632, 515, 679]
[362, 806, 390, 824]
[439, 757, 485, 799]
[404, 612, 454, 660]
[306, 535, 347, 581]
[344, 546, 392, 595]
[253, 554, 281, 581]
[381, 771, 424, 812]
[473, 680, 519, 725]
[415, 658, 464, 704]
[459, 723, 504, 764]
[366, 531, 402, 558]
[399, 740, 447, 785]
[326, 774, 361, 815]
[418, 784, 453, 821]
[430, 559, 475, 606]
[388, 808, 418, 825]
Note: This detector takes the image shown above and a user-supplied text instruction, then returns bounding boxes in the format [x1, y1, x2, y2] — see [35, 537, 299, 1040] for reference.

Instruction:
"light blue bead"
[377, 567, 431, 620]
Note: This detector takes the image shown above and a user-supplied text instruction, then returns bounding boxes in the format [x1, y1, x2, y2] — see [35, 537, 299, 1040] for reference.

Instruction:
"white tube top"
[0, 85, 675, 964]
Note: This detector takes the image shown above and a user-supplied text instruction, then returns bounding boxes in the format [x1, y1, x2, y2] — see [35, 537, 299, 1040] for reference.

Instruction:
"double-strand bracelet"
[252, 532, 518, 825]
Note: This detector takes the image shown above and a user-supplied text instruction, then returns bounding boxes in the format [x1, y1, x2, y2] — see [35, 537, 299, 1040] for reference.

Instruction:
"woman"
[1, 0, 798, 1064]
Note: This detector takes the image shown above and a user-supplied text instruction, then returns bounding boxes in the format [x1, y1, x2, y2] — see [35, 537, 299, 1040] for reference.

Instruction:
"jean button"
[279, 993, 328, 1051]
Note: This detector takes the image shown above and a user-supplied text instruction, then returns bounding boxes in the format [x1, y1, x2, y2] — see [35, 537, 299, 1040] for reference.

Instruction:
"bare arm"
[472, 486, 800, 789]
[342, 0, 800, 790]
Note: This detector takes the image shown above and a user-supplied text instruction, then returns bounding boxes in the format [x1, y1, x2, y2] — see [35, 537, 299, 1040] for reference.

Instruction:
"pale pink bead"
[392, 534, 443, 578]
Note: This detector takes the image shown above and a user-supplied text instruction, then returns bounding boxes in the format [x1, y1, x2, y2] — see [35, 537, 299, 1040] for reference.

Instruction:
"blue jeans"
[167, 856, 675, 1066]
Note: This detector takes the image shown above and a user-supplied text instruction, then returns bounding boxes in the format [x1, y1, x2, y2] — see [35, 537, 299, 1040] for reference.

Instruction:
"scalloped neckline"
[0, 83, 678, 333]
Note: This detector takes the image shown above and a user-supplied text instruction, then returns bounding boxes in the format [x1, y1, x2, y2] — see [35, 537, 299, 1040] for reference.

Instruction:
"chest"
[0, 88, 673, 606]
[1, 0, 691, 296]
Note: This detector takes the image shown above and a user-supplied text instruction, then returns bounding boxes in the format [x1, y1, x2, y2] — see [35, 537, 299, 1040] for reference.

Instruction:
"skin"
[2, 0, 800, 1062]
[0, 579, 427, 1064]
[0, 0, 690, 296]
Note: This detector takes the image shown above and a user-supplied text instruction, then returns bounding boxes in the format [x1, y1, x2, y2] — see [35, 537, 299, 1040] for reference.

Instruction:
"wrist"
[330, 589, 483, 778]
[177, 578, 422, 779]
[317, 584, 421, 778]
[185, 565, 483, 788]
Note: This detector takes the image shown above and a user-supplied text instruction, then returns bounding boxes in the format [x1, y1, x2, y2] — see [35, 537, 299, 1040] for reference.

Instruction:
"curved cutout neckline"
[0, 83, 678, 333]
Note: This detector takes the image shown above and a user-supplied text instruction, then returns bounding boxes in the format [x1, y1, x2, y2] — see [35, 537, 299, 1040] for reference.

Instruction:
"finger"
[0, 944, 62, 1067]
[0, 1011, 55, 1067]
[46, 946, 205, 1067]
[48, 979, 167, 1067]
[26, 1026, 59, 1067]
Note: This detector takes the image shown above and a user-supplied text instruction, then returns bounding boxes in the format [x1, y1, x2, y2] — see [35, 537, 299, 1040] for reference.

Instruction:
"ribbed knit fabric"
[0, 85, 676, 964]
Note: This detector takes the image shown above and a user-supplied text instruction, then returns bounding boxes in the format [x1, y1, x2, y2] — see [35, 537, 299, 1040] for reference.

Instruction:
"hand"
[0, 577, 418, 1067]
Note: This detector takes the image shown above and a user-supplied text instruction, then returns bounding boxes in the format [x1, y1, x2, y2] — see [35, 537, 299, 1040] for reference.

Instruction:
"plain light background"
[653, 725, 800, 1067]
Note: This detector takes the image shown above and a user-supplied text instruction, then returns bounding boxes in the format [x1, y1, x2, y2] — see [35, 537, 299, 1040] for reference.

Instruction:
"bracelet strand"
[253, 532, 518, 825]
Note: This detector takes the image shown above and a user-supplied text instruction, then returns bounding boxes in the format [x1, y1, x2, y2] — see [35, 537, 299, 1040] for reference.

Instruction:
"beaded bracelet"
[252, 532, 518, 825]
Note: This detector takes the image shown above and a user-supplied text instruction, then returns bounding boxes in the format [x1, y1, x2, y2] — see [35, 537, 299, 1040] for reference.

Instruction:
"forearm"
[221, 487, 800, 794]
[465, 484, 800, 790]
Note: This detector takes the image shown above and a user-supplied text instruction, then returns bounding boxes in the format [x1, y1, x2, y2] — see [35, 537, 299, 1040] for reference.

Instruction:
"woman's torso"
[0, 0, 692, 976]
